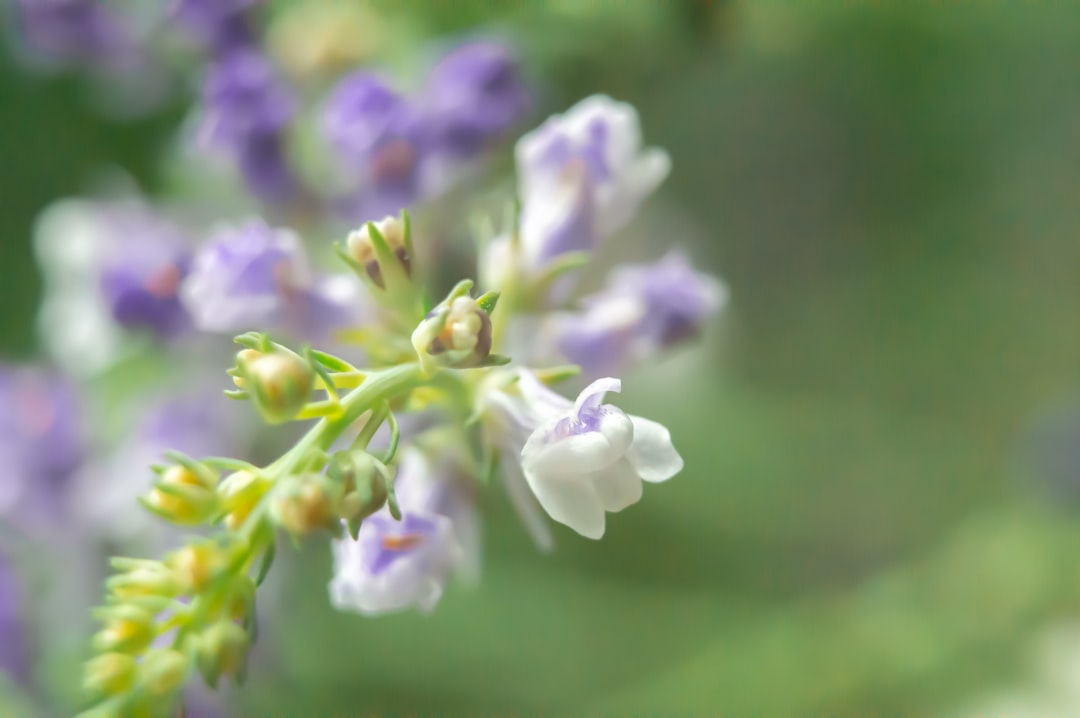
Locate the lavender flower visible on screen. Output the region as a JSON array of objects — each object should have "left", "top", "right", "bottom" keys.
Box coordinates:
[
  {"left": 0, "top": 365, "right": 84, "bottom": 524},
  {"left": 484, "top": 372, "right": 682, "bottom": 540},
  {"left": 329, "top": 449, "right": 470, "bottom": 615},
  {"left": 198, "top": 49, "right": 297, "bottom": 201},
  {"left": 171, "top": 0, "right": 259, "bottom": 54},
  {"left": 554, "top": 251, "right": 727, "bottom": 378},
  {"left": 16, "top": 0, "right": 139, "bottom": 67},
  {"left": 180, "top": 219, "right": 363, "bottom": 339},
  {"left": 515, "top": 95, "right": 671, "bottom": 265},
  {"left": 321, "top": 72, "right": 427, "bottom": 211},
  {"left": 425, "top": 40, "right": 530, "bottom": 156},
  {"left": 0, "top": 553, "right": 29, "bottom": 683}
]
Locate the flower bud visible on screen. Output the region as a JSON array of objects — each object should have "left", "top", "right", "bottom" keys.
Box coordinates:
[
  {"left": 345, "top": 216, "right": 410, "bottom": 290},
  {"left": 107, "top": 564, "right": 182, "bottom": 601},
  {"left": 329, "top": 451, "right": 389, "bottom": 522},
  {"left": 236, "top": 348, "right": 316, "bottom": 424},
  {"left": 217, "top": 469, "right": 269, "bottom": 531},
  {"left": 196, "top": 622, "right": 250, "bottom": 688},
  {"left": 139, "top": 649, "right": 188, "bottom": 697},
  {"left": 270, "top": 475, "right": 344, "bottom": 536},
  {"left": 419, "top": 296, "right": 493, "bottom": 368},
  {"left": 83, "top": 653, "right": 136, "bottom": 698},
  {"left": 92, "top": 605, "right": 156, "bottom": 654},
  {"left": 168, "top": 544, "right": 224, "bottom": 594},
  {"left": 142, "top": 464, "right": 219, "bottom": 526}
]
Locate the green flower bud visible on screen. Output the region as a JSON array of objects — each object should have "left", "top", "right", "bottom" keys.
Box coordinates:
[
  {"left": 92, "top": 605, "right": 156, "bottom": 654},
  {"left": 139, "top": 649, "right": 188, "bottom": 697},
  {"left": 237, "top": 349, "right": 316, "bottom": 424},
  {"left": 329, "top": 450, "right": 389, "bottom": 522},
  {"left": 141, "top": 464, "right": 219, "bottom": 526},
  {"left": 217, "top": 469, "right": 269, "bottom": 531},
  {"left": 107, "top": 564, "right": 182, "bottom": 602},
  {"left": 196, "top": 622, "right": 250, "bottom": 688},
  {"left": 83, "top": 653, "right": 136, "bottom": 698},
  {"left": 167, "top": 543, "right": 226, "bottom": 594},
  {"left": 270, "top": 474, "right": 344, "bottom": 536}
]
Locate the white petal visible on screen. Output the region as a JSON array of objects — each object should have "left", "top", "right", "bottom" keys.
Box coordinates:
[
  {"left": 525, "top": 472, "right": 606, "bottom": 539},
  {"left": 590, "top": 458, "right": 643, "bottom": 513},
  {"left": 573, "top": 376, "right": 622, "bottom": 414},
  {"left": 499, "top": 454, "right": 554, "bottom": 553},
  {"left": 522, "top": 408, "right": 632, "bottom": 476},
  {"left": 627, "top": 415, "right": 684, "bottom": 483}
]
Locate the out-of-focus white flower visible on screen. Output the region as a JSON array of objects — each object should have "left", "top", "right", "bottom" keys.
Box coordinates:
[{"left": 514, "top": 95, "right": 671, "bottom": 266}]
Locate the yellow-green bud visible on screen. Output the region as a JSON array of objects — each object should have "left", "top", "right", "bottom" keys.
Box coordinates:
[
  {"left": 217, "top": 469, "right": 268, "bottom": 531},
  {"left": 107, "top": 565, "right": 181, "bottom": 601},
  {"left": 139, "top": 649, "right": 188, "bottom": 697},
  {"left": 83, "top": 653, "right": 136, "bottom": 698},
  {"left": 346, "top": 216, "right": 410, "bottom": 290},
  {"left": 238, "top": 349, "right": 316, "bottom": 424},
  {"left": 197, "top": 622, "right": 250, "bottom": 687},
  {"left": 270, "top": 475, "right": 343, "bottom": 536},
  {"left": 142, "top": 465, "right": 219, "bottom": 526},
  {"left": 167, "top": 544, "right": 224, "bottom": 594},
  {"left": 92, "top": 605, "right": 156, "bottom": 654}
]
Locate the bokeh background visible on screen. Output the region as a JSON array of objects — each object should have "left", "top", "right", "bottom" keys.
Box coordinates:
[{"left": 5, "top": 0, "right": 1080, "bottom": 714}]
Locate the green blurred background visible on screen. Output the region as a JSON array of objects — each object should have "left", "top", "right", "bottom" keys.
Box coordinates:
[{"left": 6, "top": 0, "right": 1080, "bottom": 713}]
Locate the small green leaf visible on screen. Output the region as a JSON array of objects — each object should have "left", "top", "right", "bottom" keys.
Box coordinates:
[
  {"left": 476, "top": 290, "right": 501, "bottom": 314},
  {"left": 255, "top": 541, "right": 276, "bottom": 587}
]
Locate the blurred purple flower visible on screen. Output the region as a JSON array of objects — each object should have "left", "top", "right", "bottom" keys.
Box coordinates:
[
  {"left": 425, "top": 40, "right": 530, "bottom": 156},
  {"left": 94, "top": 208, "right": 194, "bottom": 338},
  {"left": 180, "top": 219, "right": 364, "bottom": 338},
  {"left": 0, "top": 365, "right": 84, "bottom": 523},
  {"left": 16, "top": 0, "right": 139, "bottom": 67},
  {"left": 329, "top": 449, "right": 471, "bottom": 615},
  {"left": 555, "top": 251, "right": 727, "bottom": 378},
  {"left": 321, "top": 72, "right": 427, "bottom": 198},
  {"left": 199, "top": 49, "right": 297, "bottom": 201},
  {"left": 171, "top": 0, "right": 260, "bottom": 54},
  {"left": 0, "top": 553, "right": 29, "bottom": 683}
]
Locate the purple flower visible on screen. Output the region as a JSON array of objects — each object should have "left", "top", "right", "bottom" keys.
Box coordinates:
[
  {"left": 171, "top": 0, "right": 260, "bottom": 54},
  {"left": 321, "top": 72, "right": 427, "bottom": 197},
  {"left": 0, "top": 553, "right": 29, "bottom": 683},
  {"left": 198, "top": 50, "right": 297, "bottom": 201},
  {"left": 425, "top": 40, "right": 530, "bottom": 156},
  {"left": 329, "top": 449, "right": 470, "bottom": 615},
  {"left": 554, "top": 251, "right": 727, "bottom": 378},
  {"left": 16, "top": 0, "right": 139, "bottom": 67},
  {"left": 180, "top": 219, "right": 364, "bottom": 338},
  {"left": 0, "top": 365, "right": 84, "bottom": 523},
  {"left": 93, "top": 207, "right": 194, "bottom": 338},
  {"left": 515, "top": 95, "right": 670, "bottom": 266}
]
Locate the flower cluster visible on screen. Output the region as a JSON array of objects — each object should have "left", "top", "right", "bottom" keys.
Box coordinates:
[
  {"left": 3, "top": 6, "right": 724, "bottom": 716},
  {"left": 66, "top": 92, "right": 723, "bottom": 716}
]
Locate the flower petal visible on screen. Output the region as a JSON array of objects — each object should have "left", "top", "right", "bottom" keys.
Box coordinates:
[
  {"left": 627, "top": 415, "right": 683, "bottom": 482},
  {"left": 499, "top": 454, "right": 554, "bottom": 553},
  {"left": 590, "top": 458, "right": 643, "bottom": 513},
  {"left": 524, "top": 472, "right": 606, "bottom": 539},
  {"left": 574, "top": 376, "right": 621, "bottom": 414},
  {"left": 522, "top": 408, "right": 632, "bottom": 476}
]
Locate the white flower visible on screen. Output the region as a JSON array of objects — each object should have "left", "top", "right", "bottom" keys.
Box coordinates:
[
  {"left": 483, "top": 371, "right": 683, "bottom": 542},
  {"left": 514, "top": 95, "right": 671, "bottom": 266}
]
